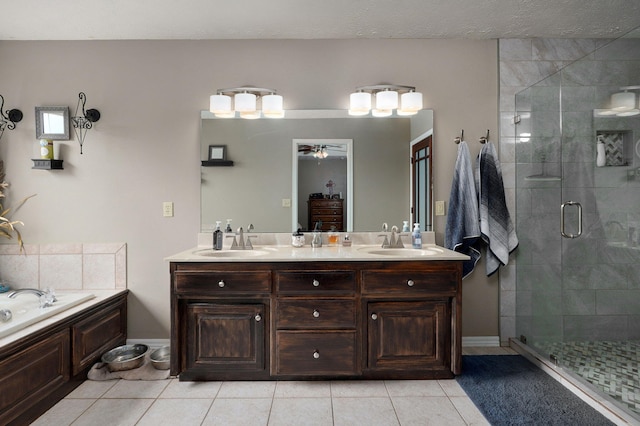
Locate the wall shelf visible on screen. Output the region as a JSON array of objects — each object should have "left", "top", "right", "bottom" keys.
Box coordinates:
[
  {"left": 201, "top": 160, "right": 234, "bottom": 167},
  {"left": 32, "top": 159, "right": 64, "bottom": 170}
]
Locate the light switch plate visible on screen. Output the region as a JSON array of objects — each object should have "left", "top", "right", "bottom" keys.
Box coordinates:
[
  {"left": 435, "top": 200, "right": 446, "bottom": 216},
  {"left": 163, "top": 201, "right": 174, "bottom": 217}
]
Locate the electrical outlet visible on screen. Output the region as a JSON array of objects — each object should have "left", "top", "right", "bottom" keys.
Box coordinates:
[
  {"left": 435, "top": 200, "right": 446, "bottom": 216},
  {"left": 282, "top": 198, "right": 291, "bottom": 208},
  {"left": 163, "top": 201, "right": 174, "bottom": 217}
]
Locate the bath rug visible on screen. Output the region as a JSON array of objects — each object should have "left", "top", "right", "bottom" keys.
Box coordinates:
[
  {"left": 88, "top": 352, "right": 170, "bottom": 381},
  {"left": 457, "top": 355, "right": 615, "bottom": 426}
]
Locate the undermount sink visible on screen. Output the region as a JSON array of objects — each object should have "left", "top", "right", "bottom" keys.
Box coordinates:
[
  {"left": 192, "top": 249, "right": 273, "bottom": 258},
  {"left": 357, "top": 247, "right": 444, "bottom": 257}
]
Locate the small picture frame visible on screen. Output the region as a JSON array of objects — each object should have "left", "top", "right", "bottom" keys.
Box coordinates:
[{"left": 208, "top": 145, "right": 227, "bottom": 161}]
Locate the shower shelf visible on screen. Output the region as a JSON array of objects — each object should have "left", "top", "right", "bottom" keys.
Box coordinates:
[{"left": 525, "top": 174, "right": 561, "bottom": 181}]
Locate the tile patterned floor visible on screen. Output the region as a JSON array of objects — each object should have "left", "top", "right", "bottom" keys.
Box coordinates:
[
  {"left": 536, "top": 340, "right": 640, "bottom": 417},
  {"left": 32, "top": 347, "right": 516, "bottom": 426}
]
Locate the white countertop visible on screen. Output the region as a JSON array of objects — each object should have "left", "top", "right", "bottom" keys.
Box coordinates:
[{"left": 166, "top": 232, "right": 469, "bottom": 263}]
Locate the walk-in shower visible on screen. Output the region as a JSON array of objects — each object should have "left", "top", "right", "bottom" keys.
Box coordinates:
[{"left": 514, "top": 26, "right": 640, "bottom": 420}]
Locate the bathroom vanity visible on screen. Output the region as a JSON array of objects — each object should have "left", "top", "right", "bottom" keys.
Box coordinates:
[{"left": 168, "top": 239, "right": 466, "bottom": 381}]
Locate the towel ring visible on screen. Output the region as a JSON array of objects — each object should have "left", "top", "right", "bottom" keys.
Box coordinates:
[
  {"left": 479, "top": 129, "right": 489, "bottom": 144},
  {"left": 454, "top": 129, "right": 464, "bottom": 144}
]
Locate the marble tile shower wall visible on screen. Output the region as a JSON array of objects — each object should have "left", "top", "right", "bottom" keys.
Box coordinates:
[
  {"left": 0, "top": 243, "right": 126, "bottom": 291},
  {"left": 499, "top": 37, "right": 640, "bottom": 344}
]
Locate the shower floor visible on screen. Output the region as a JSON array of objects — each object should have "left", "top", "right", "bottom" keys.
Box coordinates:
[{"left": 536, "top": 340, "right": 640, "bottom": 417}]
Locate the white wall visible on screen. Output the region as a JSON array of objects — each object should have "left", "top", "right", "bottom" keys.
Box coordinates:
[{"left": 0, "top": 39, "right": 499, "bottom": 339}]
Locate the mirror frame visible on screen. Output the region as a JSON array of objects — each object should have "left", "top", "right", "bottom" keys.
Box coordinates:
[
  {"left": 292, "top": 138, "right": 354, "bottom": 232},
  {"left": 35, "top": 106, "right": 70, "bottom": 140}
]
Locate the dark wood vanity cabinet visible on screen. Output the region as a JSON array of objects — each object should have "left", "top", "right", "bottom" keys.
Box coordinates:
[{"left": 170, "top": 260, "right": 462, "bottom": 381}]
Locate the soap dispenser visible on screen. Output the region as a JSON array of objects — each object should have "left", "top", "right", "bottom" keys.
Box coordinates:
[
  {"left": 225, "top": 219, "right": 233, "bottom": 233},
  {"left": 213, "top": 221, "right": 223, "bottom": 250},
  {"left": 412, "top": 223, "right": 422, "bottom": 249}
]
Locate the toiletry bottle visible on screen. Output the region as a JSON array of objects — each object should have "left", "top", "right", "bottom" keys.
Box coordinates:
[
  {"left": 596, "top": 136, "right": 606, "bottom": 167},
  {"left": 412, "top": 223, "right": 422, "bottom": 249},
  {"left": 225, "top": 219, "right": 233, "bottom": 233},
  {"left": 213, "top": 221, "right": 223, "bottom": 250},
  {"left": 292, "top": 229, "right": 305, "bottom": 247},
  {"left": 402, "top": 221, "right": 410, "bottom": 232},
  {"left": 328, "top": 226, "right": 339, "bottom": 245}
]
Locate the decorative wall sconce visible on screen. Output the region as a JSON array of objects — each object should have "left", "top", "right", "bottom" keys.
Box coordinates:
[
  {"left": 71, "top": 92, "right": 101, "bottom": 154},
  {"left": 595, "top": 85, "right": 640, "bottom": 117},
  {"left": 0, "top": 94, "right": 23, "bottom": 142},
  {"left": 349, "top": 84, "right": 423, "bottom": 117},
  {"left": 210, "top": 87, "right": 284, "bottom": 119}
]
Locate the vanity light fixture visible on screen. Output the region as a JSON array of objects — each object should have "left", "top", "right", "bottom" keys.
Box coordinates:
[
  {"left": 596, "top": 86, "right": 640, "bottom": 117},
  {"left": 71, "top": 92, "right": 101, "bottom": 154},
  {"left": 210, "top": 87, "right": 284, "bottom": 119},
  {"left": 348, "top": 85, "right": 422, "bottom": 117},
  {"left": 0, "top": 94, "right": 23, "bottom": 142}
]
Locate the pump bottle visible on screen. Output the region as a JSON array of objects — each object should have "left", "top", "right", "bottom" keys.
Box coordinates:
[
  {"left": 213, "top": 221, "right": 223, "bottom": 250},
  {"left": 412, "top": 223, "right": 422, "bottom": 249}
]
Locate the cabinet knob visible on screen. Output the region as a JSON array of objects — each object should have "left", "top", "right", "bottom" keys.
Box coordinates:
[
  {"left": 313, "top": 309, "right": 320, "bottom": 318},
  {"left": 371, "top": 313, "right": 378, "bottom": 320},
  {"left": 313, "top": 350, "right": 320, "bottom": 359},
  {"left": 407, "top": 279, "right": 415, "bottom": 287},
  {"left": 312, "top": 279, "right": 320, "bottom": 287},
  {"left": 218, "top": 280, "right": 225, "bottom": 288},
  {"left": 255, "top": 313, "right": 262, "bottom": 322}
]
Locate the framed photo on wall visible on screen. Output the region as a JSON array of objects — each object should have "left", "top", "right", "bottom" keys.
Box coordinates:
[{"left": 208, "top": 145, "right": 227, "bottom": 161}]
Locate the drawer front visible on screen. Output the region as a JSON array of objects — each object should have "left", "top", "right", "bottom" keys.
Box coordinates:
[
  {"left": 276, "top": 271, "right": 355, "bottom": 294},
  {"left": 310, "top": 200, "right": 342, "bottom": 209},
  {"left": 276, "top": 331, "right": 357, "bottom": 375},
  {"left": 277, "top": 299, "right": 356, "bottom": 329},
  {"left": 313, "top": 208, "right": 342, "bottom": 216},
  {"left": 362, "top": 269, "right": 457, "bottom": 295},
  {"left": 174, "top": 270, "right": 271, "bottom": 295}
]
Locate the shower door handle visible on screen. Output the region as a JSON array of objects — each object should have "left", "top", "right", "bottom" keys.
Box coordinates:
[{"left": 560, "top": 201, "right": 582, "bottom": 238}]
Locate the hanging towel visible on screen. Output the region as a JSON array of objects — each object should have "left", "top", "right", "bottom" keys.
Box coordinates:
[
  {"left": 475, "top": 142, "right": 518, "bottom": 276},
  {"left": 445, "top": 141, "right": 481, "bottom": 278}
]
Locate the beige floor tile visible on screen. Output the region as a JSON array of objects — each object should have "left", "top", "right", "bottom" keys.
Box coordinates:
[
  {"left": 202, "top": 397, "right": 272, "bottom": 426},
  {"left": 65, "top": 379, "right": 118, "bottom": 399},
  {"left": 136, "top": 398, "right": 213, "bottom": 426},
  {"left": 31, "top": 398, "right": 95, "bottom": 426},
  {"left": 159, "top": 378, "right": 222, "bottom": 398},
  {"left": 71, "top": 398, "right": 154, "bottom": 426},
  {"left": 438, "top": 379, "right": 468, "bottom": 397},
  {"left": 102, "top": 378, "right": 170, "bottom": 399},
  {"left": 331, "top": 380, "right": 388, "bottom": 397},
  {"left": 449, "top": 396, "right": 491, "bottom": 425},
  {"left": 384, "top": 380, "right": 447, "bottom": 397},
  {"left": 392, "top": 396, "right": 467, "bottom": 426},
  {"left": 216, "top": 381, "right": 277, "bottom": 398},
  {"left": 332, "top": 397, "right": 399, "bottom": 426},
  {"left": 268, "top": 397, "right": 333, "bottom": 426},
  {"left": 274, "top": 381, "right": 332, "bottom": 398}
]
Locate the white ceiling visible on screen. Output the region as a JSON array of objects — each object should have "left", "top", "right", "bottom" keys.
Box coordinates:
[{"left": 2, "top": 0, "right": 640, "bottom": 40}]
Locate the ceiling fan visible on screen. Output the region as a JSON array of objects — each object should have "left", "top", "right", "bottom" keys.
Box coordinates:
[{"left": 297, "top": 144, "right": 344, "bottom": 158}]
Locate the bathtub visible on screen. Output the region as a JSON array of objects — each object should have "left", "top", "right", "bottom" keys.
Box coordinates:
[{"left": 0, "top": 292, "right": 95, "bottom": 339}]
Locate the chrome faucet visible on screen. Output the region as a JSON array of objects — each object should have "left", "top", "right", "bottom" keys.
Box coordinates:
[
  {"left": 379, "top": 223, "right": 390, "bottom": 248},
  {"left": 379, "top": 223, "right": 406, "bottom": 248},
  {"left": 228, "top": 225, "right": 257, "bottom": 250},
  {"left": 7, "top": 288, "right": 57, "bottom": 308}
]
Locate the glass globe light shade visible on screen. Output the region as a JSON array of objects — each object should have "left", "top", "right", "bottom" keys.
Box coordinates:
[
  {"left": 372, "top": 109, "right": 392, "bottom": 117},
  {"left": 376, "top": 90, "right": 398, "bottom": 110},
  {"left": 210, "top": 94, "right": 231, "bottom": 114},
  {"left": 400, "top": 91, "right": 423, "bottom": 112},
  {"left": 262, "top": 94, "right": 284, "bottom": 118},
  {"left": 611, "top": 92, "right": 635, "bottom": 111},
  {"left": 234, "top": 92, "right": 257, "bottom": 112},
  {"left": 349, "top": 92, "right": 371, "bottom": 115}
]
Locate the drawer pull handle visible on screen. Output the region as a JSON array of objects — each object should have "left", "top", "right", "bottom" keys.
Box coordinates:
[
  {"left": 312, "top": 279, "right": 320, "bottom": 287},
  {"left": 313, "top": 350, "right": 320, "bottom": 359},
  {"left": 255, "top": 313, "right": 262, "bottom": 322},
  {"left": 313, "top": 309, "right": 320, "bottom": 318},
  {"left": 218, "top": 280, "right": 225, "bottom": 288},
  {"left": 371, "top": 313, "right": 378, "bottom": 320},
  {"left": 407, "top": 279, "right": 415, "bottom": 287}
]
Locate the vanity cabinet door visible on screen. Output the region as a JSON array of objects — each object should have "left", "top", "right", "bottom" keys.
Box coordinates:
[
  {"left": 183, "top": 302, "right": 268, "bottom": 380},
  {"left": 366, "top": 300, "right": 451, "bottom": 376}
]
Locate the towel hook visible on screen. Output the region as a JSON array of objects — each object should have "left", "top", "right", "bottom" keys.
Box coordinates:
[
  {"left": 479, "top": 129, "right": 489, "bottom": 144},
  {"left": 454, "top": 129, "right": 464, "bottom": 144}
]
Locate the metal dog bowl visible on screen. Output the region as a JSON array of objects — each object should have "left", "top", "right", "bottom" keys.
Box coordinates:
[
  {"left": 149, "top": 345, "right": 170, "bottom": 370},
  {"left": 101, "top": 344, "right": 149, "bottom": 372}
]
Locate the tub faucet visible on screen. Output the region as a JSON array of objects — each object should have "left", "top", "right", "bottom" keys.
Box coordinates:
[{"left": 7, "top": 288, "right": 57, "bottom": 307}]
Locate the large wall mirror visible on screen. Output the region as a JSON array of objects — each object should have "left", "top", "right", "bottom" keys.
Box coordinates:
[{"left": 200, "top": 109, "right": 433, "bottom": 233}]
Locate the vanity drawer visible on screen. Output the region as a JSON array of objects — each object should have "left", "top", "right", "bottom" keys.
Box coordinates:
[
  {"left": 276, "top": 271, "right": 355, "bottom": 294},
  {"left": 174, "top": 271, "right": 272, "bottom": 295},
  {"left": 277, "top": 299, "right": 356, "bottom": 329},
  {"left": 362, "top": 269, "right": 457, "bottom": 295},
  {"left": 275, "top": 331, "right": 357, "bottom": 375}
]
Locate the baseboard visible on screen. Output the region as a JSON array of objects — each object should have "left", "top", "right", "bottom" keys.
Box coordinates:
[
  {"left": 462, "top": 336, "right": 500, "bottom": 347},
  {"left": 127, "top": 338, "right": 170, "bottom": 349}
]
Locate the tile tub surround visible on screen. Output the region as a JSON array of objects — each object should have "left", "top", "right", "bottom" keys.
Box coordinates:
[{"left": 0, "top": 242, "right": 126, "bottom": 291}]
